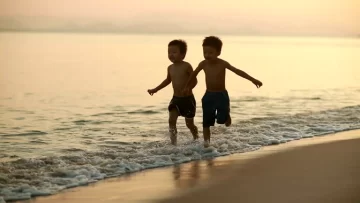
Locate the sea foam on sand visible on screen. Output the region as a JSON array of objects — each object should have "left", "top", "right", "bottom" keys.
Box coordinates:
[{"left": 0, "top": 105, "right": 360, "bottom": 202}]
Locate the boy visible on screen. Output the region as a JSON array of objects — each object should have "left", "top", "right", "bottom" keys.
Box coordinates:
[
  {"left": 183, "top": 36, "right": 263, "bottom": 148},
  {"left": 148, "top": 39, "right": 199, "bottom": 145}
]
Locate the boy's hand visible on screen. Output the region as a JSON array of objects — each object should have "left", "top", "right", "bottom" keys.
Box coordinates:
[
  {"left": 252, "top": 79, "right": 263, "bottom": 88},
  {"left": 147, "top": 89, "right": 157, "bottom": 96}
]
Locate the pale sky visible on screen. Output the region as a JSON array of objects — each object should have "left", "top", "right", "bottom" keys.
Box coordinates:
[{"left": 0, "top": 0, "right": 359, "bottom": 36}]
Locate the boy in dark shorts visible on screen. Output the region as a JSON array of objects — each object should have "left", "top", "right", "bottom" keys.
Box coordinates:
[
  {"left": 148, "top": 39, "right": 198, "bottom": 145},
  {"left": 184, "top": 36, "right": 263, "bottom": 147}
]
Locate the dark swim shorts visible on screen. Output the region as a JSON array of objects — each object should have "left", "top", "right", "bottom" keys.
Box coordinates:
[
  {"left": 201, "top": 91, "right": 230, "bottom": 127},
  {"left": 168, "top": 94, "right": 196, "bottom": 118}
]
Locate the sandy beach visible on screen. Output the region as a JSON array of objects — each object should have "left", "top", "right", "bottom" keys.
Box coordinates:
[
  {"left": 14, "top": 130, "right": 360, "bottom": 203},
  {"left": 160, "top": 130, "right": 360, "bottom": 203}
]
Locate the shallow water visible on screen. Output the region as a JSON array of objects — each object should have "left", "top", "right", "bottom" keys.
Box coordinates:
[{"left": 0, "top": 32, "right": 359, "bottom": 201}]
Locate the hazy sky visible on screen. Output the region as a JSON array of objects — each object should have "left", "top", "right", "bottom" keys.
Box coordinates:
[{"left": 0, "top": 0, "right": 359, "bottom": 36}]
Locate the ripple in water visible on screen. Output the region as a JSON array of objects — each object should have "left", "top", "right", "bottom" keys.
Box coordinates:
[{"left": 0, "top": 105, "right": 360, "bottom": 201}]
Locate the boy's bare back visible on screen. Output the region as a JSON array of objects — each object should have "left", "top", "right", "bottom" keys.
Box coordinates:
[{"left": 168, "top": 61, "right": 195, "bottom": 97}]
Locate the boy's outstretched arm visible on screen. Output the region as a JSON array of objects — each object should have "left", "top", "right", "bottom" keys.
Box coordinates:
[
  {"left": 148, "top": 68, "right": 171, "bottom": 96},
  {"left": 226, "top": 63, "right": 263, "bottom": 88}
]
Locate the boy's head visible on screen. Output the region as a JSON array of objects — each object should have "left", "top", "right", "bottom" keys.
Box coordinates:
[
  {"left": 168, "top": 39, "right": 187, "bottom": 63},
  {"left": 202, "top": 36, "right": 222, "bottom": 61}
]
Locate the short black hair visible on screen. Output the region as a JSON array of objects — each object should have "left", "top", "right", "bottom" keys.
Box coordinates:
[
  {"left": 168, "top": 39, "right": 187, "bottom": 55},
  {"left": 202, "top": 36, "right": 223, "bottom": 52}
]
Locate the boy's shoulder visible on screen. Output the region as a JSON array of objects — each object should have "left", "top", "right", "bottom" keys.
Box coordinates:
[
  {"left": 169, "top": 61, "right": 192, "bottom": 66},
  {"left": 181, "top": 61, "right": 192, "bottom": 67},
  {"left": 199, "top": 58, "right": 230, "bottom": 67},
  {"left": 218, "top": 58, "right": 230, "bottom": 66},
  {"left": 197, "top": 60, "right": 207, "bottom": 67},
  {"left": 173, "top": 61, "right": 193, "bottom": 67},
  {"left": 168, "top": 61, "right": 192, "bottom": 71}
]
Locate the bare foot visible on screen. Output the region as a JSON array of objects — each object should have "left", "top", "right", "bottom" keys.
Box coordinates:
[
  {"left": 225, "top": 115, "right": 232, "bottom": 127},
  {"left": 170, "top": 134, "right": 177, "bottom": 145},
  {"left": 203, "top": 140, "right": 210, "bottom": 148},
  {"left": 169, "top": 128, "right": 177, "bottom": 146},
  {"left": 191, "top": 126, "right": 199, "bottom": 140}
]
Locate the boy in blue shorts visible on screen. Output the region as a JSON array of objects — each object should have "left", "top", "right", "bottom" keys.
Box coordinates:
[{"left": 184, "top": 36, "right": 263, "bottom": 147}]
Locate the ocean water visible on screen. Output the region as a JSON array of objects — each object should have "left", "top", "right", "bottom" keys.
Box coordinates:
[{"left": 0, "top": 32, "right": 360, "bottom": 201}]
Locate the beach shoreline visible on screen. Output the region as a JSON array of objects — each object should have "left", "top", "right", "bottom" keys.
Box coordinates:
[
  {"left": 160, "top": 130, "right": 360, "bottom": 203},
  {"left": 9, "top": 129, "right": 360, "bottom": 203}
]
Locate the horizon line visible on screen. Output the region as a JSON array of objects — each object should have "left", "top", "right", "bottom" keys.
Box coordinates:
[{"left": 0, "top": 28, "right": 358, "bottom": 39}]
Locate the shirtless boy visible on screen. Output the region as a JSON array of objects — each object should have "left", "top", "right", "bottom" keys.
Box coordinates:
[
  {"left": 148, "top": 39, "right": 198, "bottom": 145},
  {"left": 184, "top": 36, "right": 263, "bottom": 147}
]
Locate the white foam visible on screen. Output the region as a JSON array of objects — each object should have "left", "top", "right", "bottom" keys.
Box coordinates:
[{"left": 0, "top": 105, "right": 360, "bottom": 201}]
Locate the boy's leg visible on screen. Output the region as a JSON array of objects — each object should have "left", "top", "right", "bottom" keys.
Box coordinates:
[
  {"left": 168, "top": 97, "right": 181, "bottom": 145},
  {"left": 202, "top": 92, "right": 216, "bottom": 148},
  {"left": 203, "top": 127, "right": 211, "bottom": 148},
  {"left": 216, "top": 91, "right": 231, "bottom": 127},
  {"left": 185, "top": 118, "right": 198, "bottom": 140},
  {"left": 183, "top": 95, "right": 198, "bottom": 140},
  {"left": 169, "top": 109, "right": 179, "bottom": 145},
  {"left": 217, "top": 108, "right": 231, "bottom": 127},
  {"left": 225, "top": 113, "right": 231, "bottom": 127}
]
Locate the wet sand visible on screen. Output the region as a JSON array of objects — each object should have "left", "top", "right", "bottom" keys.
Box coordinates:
[
  {"left": 160, "top": 131, "right": 360, "bottom": 203},
  {"left": 15, "top": 130, "right": 360, "bottom": 203}
]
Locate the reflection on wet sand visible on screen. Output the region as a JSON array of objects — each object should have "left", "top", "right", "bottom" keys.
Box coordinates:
[{"left": 172, "top": 160, "right": 212, "bottom": 189}]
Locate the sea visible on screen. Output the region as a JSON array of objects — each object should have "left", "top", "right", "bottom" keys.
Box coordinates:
[{"left": 0, "top": 32, "right": 359, "bottom": 202}]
